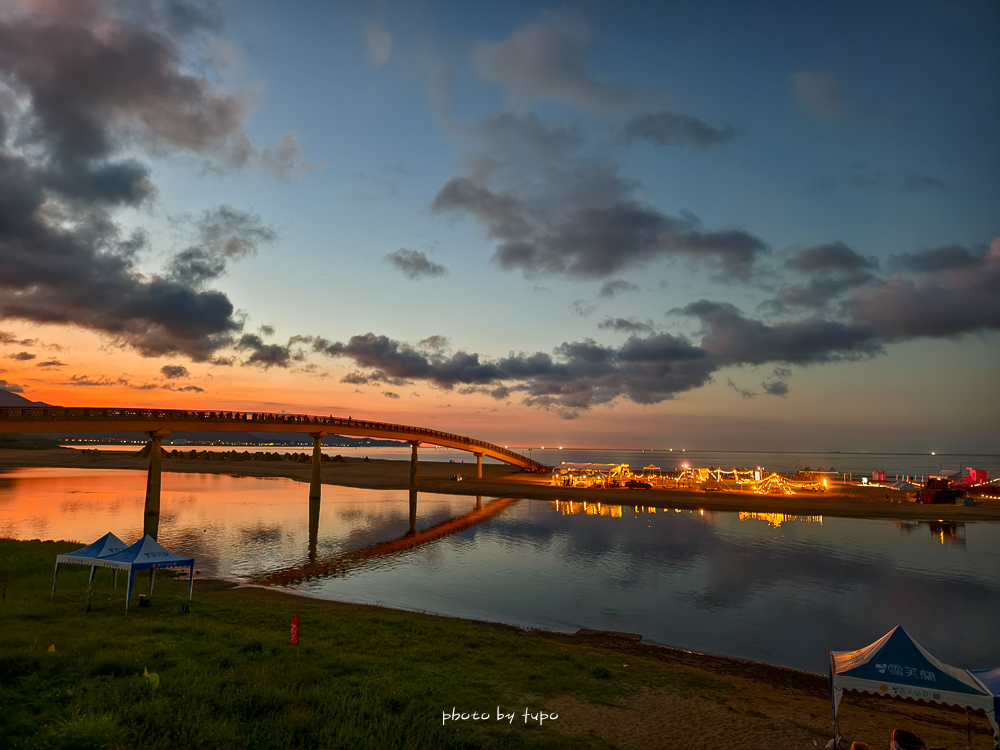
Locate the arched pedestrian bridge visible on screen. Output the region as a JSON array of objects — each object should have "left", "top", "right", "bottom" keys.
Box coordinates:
[
  {"left": 0, "top": 406, "right": 547, "bottom": 471},
  {"left": 1, "top": 405, "right": 547, "bottom": 540}
]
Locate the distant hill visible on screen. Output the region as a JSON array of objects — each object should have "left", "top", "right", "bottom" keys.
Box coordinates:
[{"left": 0, "top": 388, "right": 52, "bottom": 407}]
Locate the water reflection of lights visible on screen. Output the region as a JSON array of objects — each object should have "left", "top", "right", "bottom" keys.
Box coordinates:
[
  {"left": 738, "top": 512, "right": 824, "bottom": 528},
  {"left": 551, "top": 500, "right": 622, "bottom": 517}
]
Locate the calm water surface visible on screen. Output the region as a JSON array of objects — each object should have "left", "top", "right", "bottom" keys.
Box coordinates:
[{"left": 1, "top": 467, "right": 997, "bottom": 674}]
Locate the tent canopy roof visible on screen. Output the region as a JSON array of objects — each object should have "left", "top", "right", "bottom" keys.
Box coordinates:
[
  {"left": 833, "top": 626, "right": 989, "bottom": 697},
  {"left": 55, "top": 532, "right": 128, "bottom": 565},
  {"left": 99, "top": 535, "right": 194, "bottom": 572}
]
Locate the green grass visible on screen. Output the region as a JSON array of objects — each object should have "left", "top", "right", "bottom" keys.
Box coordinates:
[{"left": 0, "top": 539, "right": 733, "bottom": 749}]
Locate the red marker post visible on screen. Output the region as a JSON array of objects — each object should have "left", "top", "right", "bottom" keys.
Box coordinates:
[{"left": 290, "top": 615, "right": 299, "bottom": 645}]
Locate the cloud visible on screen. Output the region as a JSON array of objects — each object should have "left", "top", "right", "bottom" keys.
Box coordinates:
[
  {"left": 848, "top": 241, "right": 1000, "bottom": 340},
  {"left": 364, "top": 22, "right": 392, "bottom": 66},
  {"left": 0, "top": 2, "right": 299, "bottom": 362},
  {"left": 680, "top": 300, "right": 883, "bottom": 365},
  {"left": 625, "top": 111, "right": 736, "bottom": 149},
  {"left": 235, "top": 334, "right": 291, "bottom": 368},
  {"left": 893, "top": 244, "right": 985, "bottom": 273},
  {"left": 36, "top": 359, "right": 66, "bottom": 368},
  {"left": 793, "top": 71, "right": 845, "bottom": 121},
  {"left": 315, "top": 330, "right": 715, "bottom": 417},
  {"left": 0, "top": 379, "right": 24, "bottom": 392},
  {"left": 761, "top": 379, "right": 789, "bottom": 396},
  {"left": 9, "top": 351, "right": 35, "bottom": 361},
  {"left": 432, "top": 175, "right": 767, "bottom": 280},
  {"left": 597, "top": 317, "right": 654, "bottom": 333},
  {"left": 905, "top": 174, "right": 947, "bottom": 192},
  {"left": 383, "top": 391, "right": 400, "bottom": 399},
  {"left": 165, "top": 205, "right": 277, "bottom": 288},
  {"left": 472, "top": 12, "right": 633, "bottom": 112},
  {"left": 383, "top": 248, "right": 448, "bottom": 280},
  {"left": 769, "top": 241, "right": 879, "bottom": 309},
  {"left": 597, "top": 279, "right": 639, "bottom": 298},
  {"left": 61, "top": 372, "right": 203, "bottom": 392},
  {"left": 726, "top": 379, "right": 756, "bottom": 399},
  {"left": 160, "top": 364, "right": 190, "bottom": 379}
]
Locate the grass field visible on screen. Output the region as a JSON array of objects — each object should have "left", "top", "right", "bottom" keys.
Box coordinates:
[{"left": 0, "top": 539, "right": 735, "bottom": 750}]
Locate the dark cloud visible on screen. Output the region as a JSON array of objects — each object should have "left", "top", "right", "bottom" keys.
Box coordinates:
[
  {"left": 769, "top": 242, "right": 879, "bottom": 310},
  {"left": 0, "top": 2, "right": 296, "bottom": 362},
  {"left": 0, "top": 379, "right": 24, "bottom": 393},
  {"left": 905, "top": 174, "right": 947, "bottom": 192},
  {"left": 597, "top": 317, "right": 654, "bottom": 333},
  {"left": 433, "top": 177, "right": 767, "bottom": 280},
  {"left": 10, "top": 352, "right": 35, "bottom": 361},
  {"left": 339, "top": 369, "right": 408, "bottom": 387},
  {"left": 472, "top": 12, "right": 633, "bottom": 112},
  {"left": 36, "top": 360, "right": 67, "bottom": 368},
  {"left": 235, "top": 334, "right": 291, "bottom": 369},
  {"left": 160, "top": 364, "right": 190, "bottom": 379},
  {"left": 793, "top": 71, "right": 845, "bottom": 121},
  {"left": 785, "top": 242, "right": 878, "bottom": 274},
  {"left": 383, "top": 391, "right": 400, "bottom": 399},
  {"left": 848, "top": 241, "right": 1000, "bottom": 340},
  {"left": 761, "top": 379, "right": 789, "bottom": 396},
  {"left": 383, "top": 248, "right": 448, "bottom": 280},
  {"left": 62, "top": 372, "right": 202, "bottom": 392},
  {"left": 625, "top": 111, "right": 736, "bottom": 149},
  {"left": 597, "top": 279, "right": 639, "bottom": 298},
  {"left": 165, "top": 205, "right": 277, "bottom": 288},
  {"left": 726, "top": 379, "right": 756, "bottom": 399},
  {"left": 893, "top": 244, "right": 985, "bottom": 273},
  {"left": 681, "top": 300, "right": 883, "bottom": 366},
  {"left": 317, "top": 330, "right": 714, "bottom": 417}
]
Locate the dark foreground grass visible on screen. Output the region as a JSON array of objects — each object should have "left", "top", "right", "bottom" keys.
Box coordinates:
[{"left": 0, "top": 539, "right": 735, "bottom": 750}]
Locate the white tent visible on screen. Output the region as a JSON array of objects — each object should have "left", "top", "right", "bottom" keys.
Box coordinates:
[
  {"left": 829, "top": 626, "right": 998, "bottom": 744},
  {"left": 52, "top": 532, "right": 128, "bottom": 596},
  {"left": 96, "top": 535, "right": 195, "bottom": 613}
]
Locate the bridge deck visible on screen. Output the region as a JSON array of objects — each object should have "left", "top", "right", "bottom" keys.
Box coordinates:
[{"left": 0, "top": 407, "right": 547, "bottom": 471}]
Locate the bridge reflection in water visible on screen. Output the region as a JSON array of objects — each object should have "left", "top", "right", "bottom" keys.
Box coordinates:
[{"left": 272, "top": 493, "right": 517, "bottom": 587}]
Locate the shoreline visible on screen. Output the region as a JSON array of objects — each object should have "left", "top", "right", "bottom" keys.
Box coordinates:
[{"left": 3, "top": 446, "right": 999, "bottom": 521}]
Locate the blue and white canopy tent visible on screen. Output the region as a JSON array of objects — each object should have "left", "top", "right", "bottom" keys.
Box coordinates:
[
  {"left": 96, "top": 535, "right": 195, "bottom": 613},
  {"left": 830, "top": 627, "right": 999, "bottom": 744},
  {"left": 52, "top": 532, "right": 129, "bottom": 596}
]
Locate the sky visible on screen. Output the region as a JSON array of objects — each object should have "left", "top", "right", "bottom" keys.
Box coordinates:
[{"left": 0, "top": 0, "right": 998, "bottom": 453}]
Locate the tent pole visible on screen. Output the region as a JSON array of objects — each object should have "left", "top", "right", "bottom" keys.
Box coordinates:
[
  {"left": 149, "top": 568, "right": 155, "bottom": 596},
  {"left": 188, "top": 563, "right": 194, "bottom": 601},
  {"left": 88, "top": 565, "right": 97, "bottom": 591},
  {"left": 51, "top": 561, "right": 59, "bottom": 599}
]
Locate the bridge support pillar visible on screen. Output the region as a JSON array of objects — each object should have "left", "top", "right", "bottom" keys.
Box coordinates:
[
  {"left": 309, "top": 432, "right": 327, "bottom": 501},
  {"left": 408, "top": 488, "right": 417, "bottom": 535},
  {"left": 143, "top": 429, "right": 169, "bottom": 540},
  {"left": 308, "top": 495, "right": 320, "bottom": 563},
  {"left": 409, "top": 441, "right": 419, "bottom": 488},
  {"left": 476, "top": 496, "right": 482, "bottom": 510},
  {"left": 474, "top": 453, "right": 483, "bottom": 479}
]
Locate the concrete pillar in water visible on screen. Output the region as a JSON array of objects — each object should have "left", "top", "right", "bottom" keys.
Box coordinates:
[
  {"left": 409, "top": 441, "right": 419, "bottom": 487},
  {"left": 309, "top": 432, "right": 327, "bottom": 501},
  {"left": 476, "top": 496, "right": 482, "bottom": 510},
  {"left": 308, "top": 495, "right": 320, "bottom": 563},
  {"left": 408, "top": 488, "right": 417, "bottom": 535},
  {"left": 474, "top": 452, "right": 483, "bottom": 479},
  {"left": 143, "top": 430, "right": 169, "bottom": 540}
]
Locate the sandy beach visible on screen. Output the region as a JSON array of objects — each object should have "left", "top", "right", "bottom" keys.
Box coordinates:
[{"left": 2, "top": 446, "right": 998, "bottom": 521}]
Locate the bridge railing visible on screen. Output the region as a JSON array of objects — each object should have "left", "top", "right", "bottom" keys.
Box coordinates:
[{"left": 0, "top": 406, "right": 546, "bottom": 468}]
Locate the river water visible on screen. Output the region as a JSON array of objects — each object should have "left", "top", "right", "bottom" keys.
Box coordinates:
[{"left": 1, "top": 467, "right": 997, "bottom": 674}]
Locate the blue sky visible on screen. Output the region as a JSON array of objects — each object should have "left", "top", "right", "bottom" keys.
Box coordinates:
[{"left": 0, "top": 0, "right": 997, "bottom": 451}]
